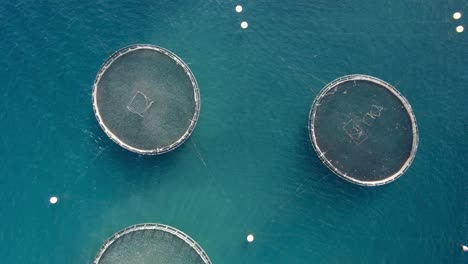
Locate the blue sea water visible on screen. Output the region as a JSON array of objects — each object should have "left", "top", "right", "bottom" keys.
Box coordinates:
[{"left": 0, "top": 0, "right": 467, "bottom": 263}]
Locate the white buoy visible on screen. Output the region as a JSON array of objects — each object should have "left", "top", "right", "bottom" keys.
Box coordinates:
[
  {"left": 241, "top": 21, "right": 248, "bottom": 29},
  {"left": 49, "top": 196, "right": 58, "bottom": 204},
  {"left": 462, "top": 245, "right": 468, "bottom": 252},
  {"left": 453, "top": 12, "right": 462, "bottom": 20},
  {"left": 246, "top": 234, "right": 254, "bottom": 243},
  {"left": 235, "top": 5, "right": 243, "bottom": 13},
  {"left": 456, "top": 25, "right": 464, "bottom": 33}
]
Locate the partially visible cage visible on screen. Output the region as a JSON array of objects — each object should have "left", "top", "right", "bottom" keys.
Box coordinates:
[{"left": 93, "top": 223, "right": 211, "bottom": 264}]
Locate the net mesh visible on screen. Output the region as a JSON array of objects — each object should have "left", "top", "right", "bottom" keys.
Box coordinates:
[
  {"left": 309, "top": 75, "right": 418, "bottom": 186},
  {"left": 93, "top": 224, "right": 211, "bottom": 264},
  {"left": 93, "top": 45, "right": 200, "bottom": 154}
]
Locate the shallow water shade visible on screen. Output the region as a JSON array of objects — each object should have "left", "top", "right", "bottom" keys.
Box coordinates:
[
  {"left": 93, "top": 45, "right": 200, "bottom": 155},
  {"left": 309, "top": 75, "right": 418, "bottom": 186},
  {"left": 94, "top": 224, "right": 211, "bottom": 264}
]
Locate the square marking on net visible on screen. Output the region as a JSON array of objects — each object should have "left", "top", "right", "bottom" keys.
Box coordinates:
[
  {"left": 127, "top": 91, "right": 154, "bottom": 117},
  {"left": 343, "top": 119, "right": 368, "bottom": 144}
]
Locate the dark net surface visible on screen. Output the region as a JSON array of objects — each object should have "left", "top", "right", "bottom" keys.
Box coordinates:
[{"left": 310, "top": 76, "right": 417, "bottom": 185}]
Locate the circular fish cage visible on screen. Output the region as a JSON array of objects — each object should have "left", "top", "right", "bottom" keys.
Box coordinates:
[
  {"left": 93, "top": 223, "right": 212, "bottom": 264},
  {"left": 308, "top": 75, "right": 418, "bottom": 186},
  {"left": 92, "top": 44, "right": 200, "bottom": 155}
]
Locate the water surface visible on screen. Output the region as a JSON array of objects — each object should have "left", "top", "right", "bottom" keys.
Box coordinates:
[{"left": 0, "top": 0, "right": 467, "bottom": 263}]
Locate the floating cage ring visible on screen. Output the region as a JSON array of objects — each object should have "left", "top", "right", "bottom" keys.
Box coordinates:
[
  {"left": 93, "top": 223, "right": 212, "bottom": 264},
  {"left": 92, "top": 44, "right": 200, "bottom": 155},
  {"left": 308, "top": 74, "right": 419, "bottom": 186}
]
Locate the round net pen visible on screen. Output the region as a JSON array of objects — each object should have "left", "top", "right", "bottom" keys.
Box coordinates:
[
  {"left": 308, "top": 74, "right": 418, "bottom": 186},
  {"left": 93, "top": 223, "right": 212, "bottom": 264},
  {"left": 92, "top": 44, "right": 200, "bottom": 155}
]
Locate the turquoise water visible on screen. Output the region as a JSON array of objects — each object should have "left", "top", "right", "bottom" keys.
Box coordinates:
[{"left": 0, "top": 0, "right": 467, "bottom": 263}]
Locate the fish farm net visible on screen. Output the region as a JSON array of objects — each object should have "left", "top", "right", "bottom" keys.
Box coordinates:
[
  {"left": 92, "top": 44, "right": 200, "bottom": 155},
  {"left": 308, "top": 75, "right": 418, "bottom": 186},
  {"left": 93, "top": 223, "right": 211, "bottom": 264}
]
